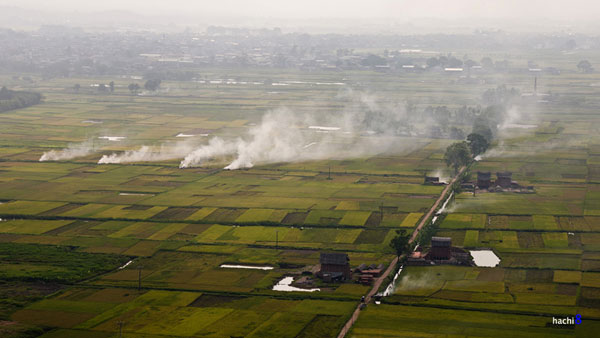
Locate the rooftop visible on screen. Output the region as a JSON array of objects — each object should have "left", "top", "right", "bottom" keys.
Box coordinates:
[{"left": 320, "top": 253, "right": 349, "bottom": 266}]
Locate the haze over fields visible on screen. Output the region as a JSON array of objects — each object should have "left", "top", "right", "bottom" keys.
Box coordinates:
[
  {"left": 1, "top": 1, "right": 600, "bottom": 338},
  {"left": 1, "top": 0, "right": 600, "bottom": 33}
]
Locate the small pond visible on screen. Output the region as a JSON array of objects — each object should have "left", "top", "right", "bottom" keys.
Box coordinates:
[
  {"left": 272, "top": 276, "right": 320, "bottom": 292},
  {"left": 470, "top": 250, "right": 501, "bottom": 267},
  {"left": 219, "top": 264, "right": 273, "bottom": 271}
]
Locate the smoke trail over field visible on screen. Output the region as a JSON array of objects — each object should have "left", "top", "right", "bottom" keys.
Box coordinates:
[
  {"left": 39, "top": 141, "right": 95, "bottom": 161},
  {"left": 181, "top": 109, "right": 318, "bottom": 169},
  {"left": 98, "top": 141, "right": 197, "bottom": 164},
  {"left": 96, "top": 91, "right": 427, "bottom": 169},
  {"left": 180, "top": 102, "right": 410, "bottom": 169}
]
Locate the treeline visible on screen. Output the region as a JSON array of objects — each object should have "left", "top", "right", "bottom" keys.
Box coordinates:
[
  {"left": 442, "top": 85, "right": 522, "bottom": 172},
  {"left": 0, "top": 86, "right": 42, "bottom": 113}
]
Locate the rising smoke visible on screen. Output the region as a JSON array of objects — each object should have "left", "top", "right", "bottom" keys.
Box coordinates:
[
  {"left": 179, "top": 93, "right": 412, "bottom": 169},
  {"left": 39, "top": 140, "right": 95, "bottom": 161},
  {"left": 38, "top": 91, "right": 418, "bottom": 168},
  {"left": 44, "top": 88, "right": 532, "bottom": 168},
  {"left": 98, "top": 140, "right": 198, "bottom": 164}
]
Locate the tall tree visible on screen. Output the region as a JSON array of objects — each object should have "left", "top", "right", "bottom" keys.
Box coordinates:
[
  {"left": 144, "top": 79, "right": 161, "bottom": 91},
  {"left": 445, "top": 141, "right": 471, "bottom": 173},
  {"left": 472, "top": 118, "right": 494, "bottom": 142},
  {"left": 128, "top": 83, "right": 140, "bottom": 95},
  {"left": 109, "top": 81, "right": 115, "bottom": 93},
  {"left": 480, "top": 57, "right": 493, "bottom": 69},
  {"left": 389, "top": 229, "right": 410, "bottom": 260},
  {"left": 577, "top": 60, "right": 593, "bottom": 73},
  {"left": 467, "top": 133, "right": 489, "bottom": 156}
]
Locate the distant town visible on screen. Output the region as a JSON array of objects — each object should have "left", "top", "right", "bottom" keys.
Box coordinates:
[{"left": 0, "top": 25, "right": 595, "bottom": 79}]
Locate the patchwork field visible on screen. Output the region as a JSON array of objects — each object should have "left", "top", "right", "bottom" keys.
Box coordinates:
[
  {"left": 350, "top": 66, "right": 600, "bottom": 337},
  {"left": 3, "top": 49, "right": 600, "bottom": 337},
  {"left": 0, "top": 68, "right": 461, "bottom": 338}
]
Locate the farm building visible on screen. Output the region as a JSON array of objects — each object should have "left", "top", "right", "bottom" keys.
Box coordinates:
[
  {"left": 477, "top": 171, "right": 492, "bottom": 189},
  {"left": 318, "top": 252, "right": 352, "bottom": 282},
  {"left": 496, "top": 172, "right": 512, "bottom": 188},
  {"left": 424, "top": 176, "right": 445, "bottom": 186},
  {"left": 355, "top": 263, "right": 385, "bottom": 285},
  {"left": 407, "top": 237, "right": 472, "bottom": 266},
  {"left": 467, "top": 171, "right": 533, "bottom": 193},
  {"left": 424, "top": 176, "right": 439, "bottom": 184},
  {"left": 429, "top": 237, "right": 452, "bottom": 260}
]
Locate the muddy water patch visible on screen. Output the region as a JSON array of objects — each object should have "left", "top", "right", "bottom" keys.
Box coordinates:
[
  {"left": 98, "top": 136, "right": 126, "bottom": 141},
  {"left": 219, "top": 264, "right": 273, "bottom": 270},
  {"left": 272, "top": 276, "right": 320, "bottom": 292},
  {"left": 470, "top": 250, "right": 501, "bottom": 267}
]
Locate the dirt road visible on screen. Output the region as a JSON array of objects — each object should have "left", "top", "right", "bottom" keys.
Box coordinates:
[{"left": 336, "top": 167, "right": 465, "bottom": 338}]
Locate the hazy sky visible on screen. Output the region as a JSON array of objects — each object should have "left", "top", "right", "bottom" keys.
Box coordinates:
[{"left": 3, "top": 0, "right": 599, "bottom": 21}]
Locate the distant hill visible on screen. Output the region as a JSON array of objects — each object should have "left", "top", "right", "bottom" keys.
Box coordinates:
[{"left": 0, "top": 86, "right": 42, "bottom": 113}]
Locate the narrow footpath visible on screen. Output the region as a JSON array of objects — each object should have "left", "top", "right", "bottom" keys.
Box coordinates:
[{"left": 336, "top": 166, "right": 466, "bottom": 338}]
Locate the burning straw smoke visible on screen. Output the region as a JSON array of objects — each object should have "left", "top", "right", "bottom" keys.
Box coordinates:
[
  {"left": 181, "top": 109, "right": 316, "bottom": 169},
  {"left": 39, "top": 141, "right": 95, "bottom": 161},
  {"left": 180, "top": 103, "right": 409, "bottom": 169},
  {"left": 91, "top": 92, "right": 417, "bottom": 169},
  {"left": 98, "top": 141, "right": 197, "bottom": 164}
]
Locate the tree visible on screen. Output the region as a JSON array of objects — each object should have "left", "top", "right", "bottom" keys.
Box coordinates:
[
  {"left": 426, "top": 57, "right": 440, "bottom": 68},
  {"left": 0, "top": 88, "right": 42, "bottom": 113},
  {"left": 467, "top": 133, "right": 489, "bottom": 156},
  {"left": 128, "top": 83, "right": 140, "bottom": 95},
  {"left": 447, "top": 57, "right": 463, "bottom": 68},
  {"left": 144, "top": 79, "right": 161, "bottom": 91},
  {"left": 464, "top": 59, "right": 478, "bottom": 69},
  {"left": 564, "top": 39, "right": 576, "bottom": 50},
  {"left": 449, "top": 127, "right": 465, "bottom": 140},
  {"left": 73, "top": 84, "right": 80, "bottom": 93},
  {"left": 445, "top": 141, "right": 471, "bottom": 173},
  {"left": 361, "top": 54, "right": 387, "bottom": 67},
  {"left": 577, "top": 60, "right": 593, "bottom": 73},
  {"left": 389, "top": 229, "right": 410, "bottom": 260},
  {"left": 472, "top": 119, "right": 494, "bottom": 142},
  {"left": 481, "top": 57, "right": 494, "bottom": 69},
  {"left": 98, "top": 84, "right": 108, "bottom": 92},
  {"left": 109, "top": 81, "right": 115, "bottom": 93},
  {"left": 0, "top": 86, "right": 10, "bottom": 99}
]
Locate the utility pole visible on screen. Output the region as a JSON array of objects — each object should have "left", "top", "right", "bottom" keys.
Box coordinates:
[
  {"left": 117, "top": 321, "right": 124, "bottom": 338},
  {"left": 137, "top": 265, "right": 143, "bottom": 291},
  {"left": 327, "top": 165, "right": 332, "bottom": 180}
]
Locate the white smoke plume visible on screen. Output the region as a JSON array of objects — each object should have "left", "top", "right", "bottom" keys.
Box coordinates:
[
  {"left": 98, "top": 141, "right": 197, "bottom": 164},
  {"left": 427, "top": 169, "right": 451, "bottom": 183},
  {"left": 179, "top": 104, "right": 411, "bottom": 169},
  {"left": 181, "top": 108, "right": 323, "bottom": 169},
  {"left": 100, "top": 92, "right": 418, "bottom": 169},
  {"left": 39, "top": 141, "right": 95, "bottom": 161}
]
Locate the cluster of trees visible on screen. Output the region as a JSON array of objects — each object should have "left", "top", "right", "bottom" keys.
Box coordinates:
[
  {"left": 144, "top": 79, "right": 161, "bottom": 91},
  {"left": 0, "top": 86, "right": 42, "bottom": 113},
  {"left": 442, "top": 84, "right": 522, "bottom": 171},
  {"left": 71, "top": 79, "right": 161, "bottom": 95},
  {"left": 481, "top": 85, "right": 520, "bottom": 106},
  {"left": 389, "top": 229, "right": 411, "bottom": 260},
  {"left": 426, "top": 55, "right": 465, "bottom": 69},
  {"left": 577, "top": 60, "right": 594, "bottom": 73},
  {"left": 128, "top": 79, "right": 161, "bottom": 94},
  {"left": 97, "top": 81, "right": 115, "bottom": 93},
  {"left": 444, "top": 131, "right": 491, "bottom": 173}
]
